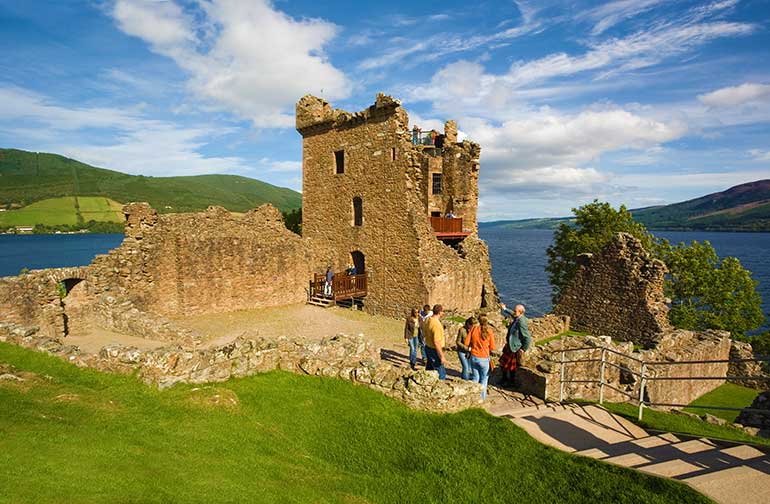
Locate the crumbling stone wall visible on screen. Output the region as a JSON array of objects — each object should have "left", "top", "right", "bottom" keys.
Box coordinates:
[
  {"left": 517, "top": 330, "right": 730, "bottom": 406},
  {"left": 0, "top": 322, "right": 483, "bottom": 413},
  {"left": 297, "top": 94, "right": 496, "bottom": 317},
  {"left": 529, "top": 314, "right": 570, "bottom": 342},
  {"left": 554, "top": 233, "right": 670, "bottom": 347},
  {"left": 88, "top": 203, "right": 312, "bottom": 317},
  {"left": 728, "top": 340, "right": 769, "bottom": 389}
]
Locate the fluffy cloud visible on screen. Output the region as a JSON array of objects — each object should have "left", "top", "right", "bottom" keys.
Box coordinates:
[
  {"left": 698, "top": 82, "right": 770, "bottom": 107},
  {"left": 111, "top": 0, "right": 351, "bottom": 128},
  {"left": 0, "top": 85, "right": 249, "bottom": 177},
  {"left": 466, "top": 106, "right": 686, "bottom": 202}
]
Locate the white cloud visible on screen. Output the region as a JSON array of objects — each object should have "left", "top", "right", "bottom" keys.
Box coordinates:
[
  {"left": 582, "top": 0, "right": 668, "bottom": 36},
  {"left": 464, "top": 105, "right": 686, "bottom": 202},
  {"left": 698, "top": 82, "right": 770, "bottom": 107},
  {"left": 748, "top": 149, "right": 770, "bottom": 162},
  {"left": 110, "top": 0, "right": 351, "bottom": 128},
  {"left": 0, "top": 86, "right": 248, "bottom": 177}
]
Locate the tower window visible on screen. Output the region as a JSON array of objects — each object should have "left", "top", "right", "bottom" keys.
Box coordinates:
[
  {"left": 391, "top": 147, "right": 396, "bottom": 161},
  {"left": 335, "top": 150, "right": 345, "bottom": 174},
  {"left": 353, "top": 196, "right": 363, "bottom": 226},
  {"left": 431, "top": 173, "right": 443, "bottom": 195}
]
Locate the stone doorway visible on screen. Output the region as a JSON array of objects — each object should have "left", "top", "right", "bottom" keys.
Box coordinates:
[{"left": 351, "top": 251, "right": 365, "bottom": 273}]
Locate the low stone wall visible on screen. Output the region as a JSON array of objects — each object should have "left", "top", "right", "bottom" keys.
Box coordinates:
[
  {"left": 728, "top": 340, "right": 769, "bottom": 389},
  {"left": 517, "top": 330, "right": 731, "bottom": 407},
  {"left": 529, "top": 314, "right": 570, "bottom": 342},
  {"left": 0, "top": 322, "right": 483, "bottom": 413},
  {"left": 735, "top": 391, "right": 770, "bottom": 435}
]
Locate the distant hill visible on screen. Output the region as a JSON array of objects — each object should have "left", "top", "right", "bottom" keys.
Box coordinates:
[
  {"left": 0, "top": 148, "right": 302, "bottom": 214},
  {"left": 481, "top": 180, "right": 770, "bottom": 232},
  {"left": 632, "top": 180, "right": 770, "bottom": 231}
]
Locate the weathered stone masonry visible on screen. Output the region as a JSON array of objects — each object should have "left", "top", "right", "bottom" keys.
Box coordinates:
[{"left": 297, "top": 94, "right": 497, "bottom": 317}]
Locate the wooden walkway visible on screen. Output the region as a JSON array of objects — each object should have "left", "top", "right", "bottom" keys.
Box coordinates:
[{"left": 308, "top": 272, "right": 368, "bottom": 308}]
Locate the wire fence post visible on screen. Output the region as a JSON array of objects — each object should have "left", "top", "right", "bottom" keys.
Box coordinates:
[
  {"left": 599, "top": 348, "right": 607, "bottom": 405},
  {"left": 559, "top": 350, "right": 566, "bottom": 402},
  {"left": 638, "top": 362, "right": 647, "bottom": 421}
]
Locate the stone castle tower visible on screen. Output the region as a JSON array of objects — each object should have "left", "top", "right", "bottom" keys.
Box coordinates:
[{"left": 297, "top": 93, "right": 496, "bottom": 317}]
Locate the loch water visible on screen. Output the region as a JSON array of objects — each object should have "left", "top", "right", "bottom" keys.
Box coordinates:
[{"left": 1, "top": 230, "right": 768, "bottom": 328}]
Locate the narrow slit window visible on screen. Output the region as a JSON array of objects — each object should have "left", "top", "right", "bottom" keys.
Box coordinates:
[
  {"left": 431, "top": 173, "right": 443, "bottom": 195},
  {"left": 335, "top": 150, "right": 345, "bottom": 174},
  {"left": 353, "top": 196, "right": 363, "bottom": 226},
  {"left": 391, "top": 147, "right": 396, "bottom": 161}
]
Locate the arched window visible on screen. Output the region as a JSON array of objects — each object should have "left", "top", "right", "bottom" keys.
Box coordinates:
[{"left": 353, "top": 197, "right": 363, "bottom": 226}]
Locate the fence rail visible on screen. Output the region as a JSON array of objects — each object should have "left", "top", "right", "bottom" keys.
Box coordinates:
[
  {"left": 553, "top": 345, "right": 770, "bottom": 421},
  {"left": 309, "top": 272, "right": 368, "bottom": 301}
]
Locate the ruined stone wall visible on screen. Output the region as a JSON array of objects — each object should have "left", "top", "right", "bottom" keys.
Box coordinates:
[
  {"left": 517, "top": 330, "right": 730, "bottom": 406},
  {"left": 529, "top": 314, "right": 570, "bottom": 342},
  {"left": 554, "top": 233, "right": 671, "bottom": 347},
  {"left": 0, "top": 322, "right": 483, "bottom": 413},
  {"left": 298, "top": 94, "right": 495, "bottom": 317},
  {"left": 0, "top": 267, "right": 94, "bottom": 338},
  {"left": 89, "top": 203, "right": 312, "bottom": 317}
]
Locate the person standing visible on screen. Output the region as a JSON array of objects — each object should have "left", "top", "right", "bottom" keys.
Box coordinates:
[
  {"left": 424, "top": 304, "right": 447, "bottom": 380},
  {"left": 418, "top": 304, "right": 431, "bottom": 368},
  {"left": 464, "top": 314, "right": 496, "bottom": 400},
  {"left": 499, "top": 303, "right": 531, "bottom": 387},
  {"left": 455, "top": 317, "right": 475, "bottom": 380},
  {"left": 404, "top": 308, "right": 419, "bottom": 370},
  {"left": 324, "top": 266, "right": 334, "bottom": 297},
  {"left": 412, "top": 125, "right": 419, "bottom": 145}
]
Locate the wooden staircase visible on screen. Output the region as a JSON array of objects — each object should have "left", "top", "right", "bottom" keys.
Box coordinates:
[{"left": 308, "top": 294, "right": 335, "bottom": 308}]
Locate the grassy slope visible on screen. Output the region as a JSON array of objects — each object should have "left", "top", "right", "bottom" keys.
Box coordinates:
[
  {"left": 0, "top": 196, "right": 123, "bottom": 227},
  {"left": 684, "top": 383, "right": 761, "bottom": 423},
  {"left": 0, "top": 148, "right": 302, "bottom": 213},
  {"left": 604, "top": 402, "right": 769, "bottom": 447},
  {"left": 0, "top": 342, "right": 711, "bottom": 504}
]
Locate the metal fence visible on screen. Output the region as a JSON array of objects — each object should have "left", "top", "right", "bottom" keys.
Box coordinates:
[{"left": 555, "top": 345, "right": 770, "bottom": 421}]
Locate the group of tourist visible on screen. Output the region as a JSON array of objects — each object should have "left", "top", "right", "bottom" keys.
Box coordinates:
[
  {"left": 411, "top": 125, "right": 445, "bottom": 149},
  {"left": 403, "top": 302, "right": 532, "bottom": 400}
]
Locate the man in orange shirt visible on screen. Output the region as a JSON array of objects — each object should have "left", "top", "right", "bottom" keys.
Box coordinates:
[{"left": 424, "top": 304, "right": 446, "bottom": 380}]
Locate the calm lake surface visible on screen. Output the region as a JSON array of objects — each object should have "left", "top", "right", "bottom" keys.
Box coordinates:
[{"left": 1, "top": 230, "right": 768, "bottom": 327}]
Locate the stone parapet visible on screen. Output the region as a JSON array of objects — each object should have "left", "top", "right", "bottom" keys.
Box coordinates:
[{"left": 727, "top": 340, "right": 769, "bottom": 389}]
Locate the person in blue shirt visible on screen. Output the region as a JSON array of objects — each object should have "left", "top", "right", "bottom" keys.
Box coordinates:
[
  {"left": 324, "top": 266, "right": 334, "bottom": 297},
  {"left": 499, "top": 302, "right": 532, "bottom": 387}
]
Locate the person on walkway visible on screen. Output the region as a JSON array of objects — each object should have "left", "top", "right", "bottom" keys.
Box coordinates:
[
  {"left": 424, "top": 304, "right": 447, "bottom": 380},
  {"left": 418, "top": 304, "right": 431, "bottom": 368},
  {"left": 455, "top": 316, "right": 475, "bottom": 380},
  {"left": 412, "top": 125, "right": 419, "bottom": 145},
  {"left": 404, "top": 308, "right": 419, "bottom": 370},
  {"left": 324, "top": 266, "right": 334, "bottom": 297},
  {"left": 430, "top": 129, "right": 437, "bottom": 146},
  {"left": 464, "top": 314, "right": 496, "bottom": 400},
  {"left": 499, "top": 303, "right": 531, "bottom": 387}
]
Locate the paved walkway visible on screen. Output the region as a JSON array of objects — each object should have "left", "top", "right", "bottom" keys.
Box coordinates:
[{"left": 488, "top": 401, "right": 770, "bottom": 504}]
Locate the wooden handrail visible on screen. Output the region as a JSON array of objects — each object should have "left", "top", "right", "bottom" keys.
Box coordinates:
[{"left": 310, "top": 272, "right": 368, "bottom": 299}]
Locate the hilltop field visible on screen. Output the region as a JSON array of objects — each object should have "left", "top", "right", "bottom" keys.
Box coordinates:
[{"left": 0, "top": 148, "right": 301, "bottom": 231}]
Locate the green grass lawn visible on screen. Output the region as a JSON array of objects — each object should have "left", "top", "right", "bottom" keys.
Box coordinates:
[
  {"left": 0, "top": 196, "right": 123, "bottom": 227},
  {"left": 0, "top": 342, "right": 712, "bottom": 504},
  {"left": 603, "top": 402, "right": 770, "bottom": 447},
  {"left": 684, "top": 383, "right": 761, "bottom": 422}
]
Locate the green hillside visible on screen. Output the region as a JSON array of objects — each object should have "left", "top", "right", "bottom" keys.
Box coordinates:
[
  {"left": 0, "top": 197, "right": 123, "bottom": 228},
  {"left": 481, "top": 180, "right": 770, "bottom": 232},
  {"left": 0, "top": 148, "right": 302, "bottom": 214}
]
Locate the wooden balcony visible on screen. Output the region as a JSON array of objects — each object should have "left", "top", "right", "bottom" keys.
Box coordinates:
[
  {"left": 430, "top": 216, "right": 471, "bottom": 240},
  {"left": 309, "top": 272, "right": 368, "bottom": 304}
]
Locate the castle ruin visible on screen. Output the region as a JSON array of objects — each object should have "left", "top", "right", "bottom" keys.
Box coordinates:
[{"left": 297, "top": 94, "right": 496, "bottom": 316}]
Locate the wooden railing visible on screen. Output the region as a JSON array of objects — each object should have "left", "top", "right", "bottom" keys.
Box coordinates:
[
  {"left": 310, "top": 272, "right": 368, "bottom": 300},
  {"left": 430, "top": 216, "right": 463, "bottom": 234}
]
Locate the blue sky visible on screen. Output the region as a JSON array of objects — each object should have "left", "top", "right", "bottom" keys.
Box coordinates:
[{"left": 1, "top": 0, "right": 769, "bottom": 220}]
